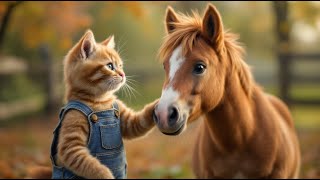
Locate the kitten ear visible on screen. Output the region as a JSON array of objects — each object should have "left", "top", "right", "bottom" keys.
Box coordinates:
[
  {"left": 101, "top": 35, "right": 115, "bottom": 49},
  {"left": 80, "top": 30, "right": 96, "bottom": 59}
]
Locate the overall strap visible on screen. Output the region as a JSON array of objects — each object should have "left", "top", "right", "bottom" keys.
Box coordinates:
[
  {"left": 54, "top": 100, "right": 94, "bottom": 133},
  {"left": 60, "top": 100, "right": 93, "bottom": 120},
  {"left": 112, "top": 101, "right": 120, "bottom": 119},
  {"left": 51, "top": 100, "right": 94, "bottom": 166}
]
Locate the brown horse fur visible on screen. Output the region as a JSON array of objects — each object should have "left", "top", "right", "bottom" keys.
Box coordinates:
[{"left": 156, "top": 4, "right": 301, "bottom": 178}]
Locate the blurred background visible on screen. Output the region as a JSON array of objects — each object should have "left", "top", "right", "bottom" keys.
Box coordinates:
[{"left": 0, "top": 1, "right": 319, "bottom": 178}]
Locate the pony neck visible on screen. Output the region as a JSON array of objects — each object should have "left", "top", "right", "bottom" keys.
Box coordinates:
[{"left": 206, "top": 71, "right": 255, "bottom": 153}]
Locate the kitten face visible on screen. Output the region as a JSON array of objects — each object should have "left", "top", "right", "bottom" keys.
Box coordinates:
[{"left": 64, "top": 30, "right": 125, "bottom": 98}]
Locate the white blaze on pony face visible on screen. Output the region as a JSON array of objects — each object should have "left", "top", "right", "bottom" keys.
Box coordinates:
[
  {"left": 168, "top": 46, "right": 185, "bottom": 81},
  {"left": 157, "top": 45, "right": 185, "bottom": 127},
  {"left": 157, "top": 87, "right": 179, "bottom": 121}
]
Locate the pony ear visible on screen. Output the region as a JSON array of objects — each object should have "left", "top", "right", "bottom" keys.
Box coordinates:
[
  {"left": 165, "top": 6, "right": 180, "bottom": 34},
  {"left": 202, "top": 4, "right": 224, "bottom": 50},
  {"left": 101, "top": 35, "right": 115, "bottom": 49},
  {"left": 80, "top": 30, "right": 96, "bottom": 59}
]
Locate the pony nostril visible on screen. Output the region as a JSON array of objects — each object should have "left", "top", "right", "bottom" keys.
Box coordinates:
[
  {"left": 168, "top": 106, "right": 179, "bottom": 125},
  {"left": 169, "top": 107, "right": 177, "bottom": 120},
  {"left": 153, "top": 109, "right": 159, "bottom": 123}
]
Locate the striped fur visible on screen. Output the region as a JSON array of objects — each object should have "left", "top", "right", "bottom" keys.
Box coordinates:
[{"left": 30, "top": 30, "right": 157, "bottom": 179}]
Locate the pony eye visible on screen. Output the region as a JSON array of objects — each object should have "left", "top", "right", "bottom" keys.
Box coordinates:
[
  {"left": 107, "top": 63, "right": 115, "bottom": 71},
  {"left": 193, "top": 63, "right": 206, "bottom": 75}
]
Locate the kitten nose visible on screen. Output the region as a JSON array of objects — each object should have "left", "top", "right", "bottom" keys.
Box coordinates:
[{"left": 119, "top": 72, "right": 125, "bottom": 77}]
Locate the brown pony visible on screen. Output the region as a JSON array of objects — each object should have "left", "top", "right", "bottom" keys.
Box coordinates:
[{"left": 153, "top": 4, "right": 301, "bottom": 178}]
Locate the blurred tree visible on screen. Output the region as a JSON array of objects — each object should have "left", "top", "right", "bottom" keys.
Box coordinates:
[
  {"left": 0, "top": 1, "right": 23, "bottom": 53},
  {"left": 290, "top": 1, "right": 320, "bottom": 26},
  {"left": 10, "top": 1, "right": 92, "bottom": 55},
  {"left": 272, "top": 1, "right": 291, "bottom": 105},
  {"left": 1, "top": 1, "right": 154, "bottom": 56}
]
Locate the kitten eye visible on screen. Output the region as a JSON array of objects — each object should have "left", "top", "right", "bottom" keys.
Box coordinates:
[
  {"left": 107, "top": 63, "right": 115, "bottom": 71},
  {"left": 193, "top": 63, "right": 206, "bottom": 75}
]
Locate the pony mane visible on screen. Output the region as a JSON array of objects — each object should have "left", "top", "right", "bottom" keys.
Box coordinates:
[
  {"left": 158, "top": 10, "right": 202, "bottom": 61},
  {"left": 158, "top": 11, "right": 253, "bottom": 97},
  {"left": 224, "top": 32, "right": 253, "bottom": 97}
]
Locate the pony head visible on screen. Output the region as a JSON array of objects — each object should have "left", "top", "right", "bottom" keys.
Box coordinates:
[{"left": 154, "top": 4, "right": 252, "bottom": 135}]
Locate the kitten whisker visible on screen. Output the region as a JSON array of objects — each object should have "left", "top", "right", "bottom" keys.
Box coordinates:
[
  {"left": 125, "top": 80, "right": 139, "bottom": 88},
  {"left": 116, "top": 35, "right": 127, "bottom": 61},
  {"left": 125, "top": 82, "right": 140, "bottom": 99},
  {"left": 122, "top": 83, "right": 132, "bottom": 101},
  {"left": 125, "top": 76, "right": 139, "bottom": 82},
  {"left": 122, "top": 84, "right": 132, "bottom": 100},
  {"left": 125, "top": 76, "right": 141, "bottom": 86}
]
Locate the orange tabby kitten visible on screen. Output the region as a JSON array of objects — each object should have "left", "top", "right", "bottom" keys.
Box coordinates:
[{"left": 49, "top": 30, "right": 158, "bottom": 179}]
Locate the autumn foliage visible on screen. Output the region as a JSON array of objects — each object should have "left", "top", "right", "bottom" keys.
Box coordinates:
[{"left": 0, "top": 1, "right": 154, "bottom": 54}]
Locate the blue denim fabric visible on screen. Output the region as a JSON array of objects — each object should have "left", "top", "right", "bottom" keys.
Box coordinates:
[{"left": 50, "top": 100, "right": 127, "bottom": 179}]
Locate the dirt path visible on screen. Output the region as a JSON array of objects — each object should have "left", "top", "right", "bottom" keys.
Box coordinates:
[{"left": 0, "top": 114, "right": 319, "bottom": 178}]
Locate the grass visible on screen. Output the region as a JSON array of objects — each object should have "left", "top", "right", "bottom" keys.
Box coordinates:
[
  {"left": 262, "top": 84, "right": 320, "bottom": 129},
  {"left": 141, "top": 163, "right": 194, "bottom": 179},
  {"left": 292, "top": 106, "right": 320, "bottom": 129},
  {"left": 290, "top": 84, "right": 320, "bottom": 100},
  {"left": 0, "top": 94, "right": 46, "bottom": 127}
]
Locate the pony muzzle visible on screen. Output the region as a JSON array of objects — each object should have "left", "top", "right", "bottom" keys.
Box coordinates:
[{"left": 154, "top": 104, "right": 186, "bottom": 135}]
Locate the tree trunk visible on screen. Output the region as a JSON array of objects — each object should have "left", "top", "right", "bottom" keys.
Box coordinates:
[
  {"left": 39, "top": 44, "right": 56, "bottom": 115},
  {"left": 272, "top": 1, "right": 292, "bottom": 107},
  {"left": 0, "top": 2, "right": 23, "bottom": 53}
]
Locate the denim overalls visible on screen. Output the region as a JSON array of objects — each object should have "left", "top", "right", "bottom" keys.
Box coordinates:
[{"left": 50, "top": 100, "right": 127, "bottom": 179}]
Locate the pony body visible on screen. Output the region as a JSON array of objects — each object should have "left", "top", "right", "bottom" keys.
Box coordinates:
[{"left": 154, "top": 4, "right": 300, "bottom": 178}]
